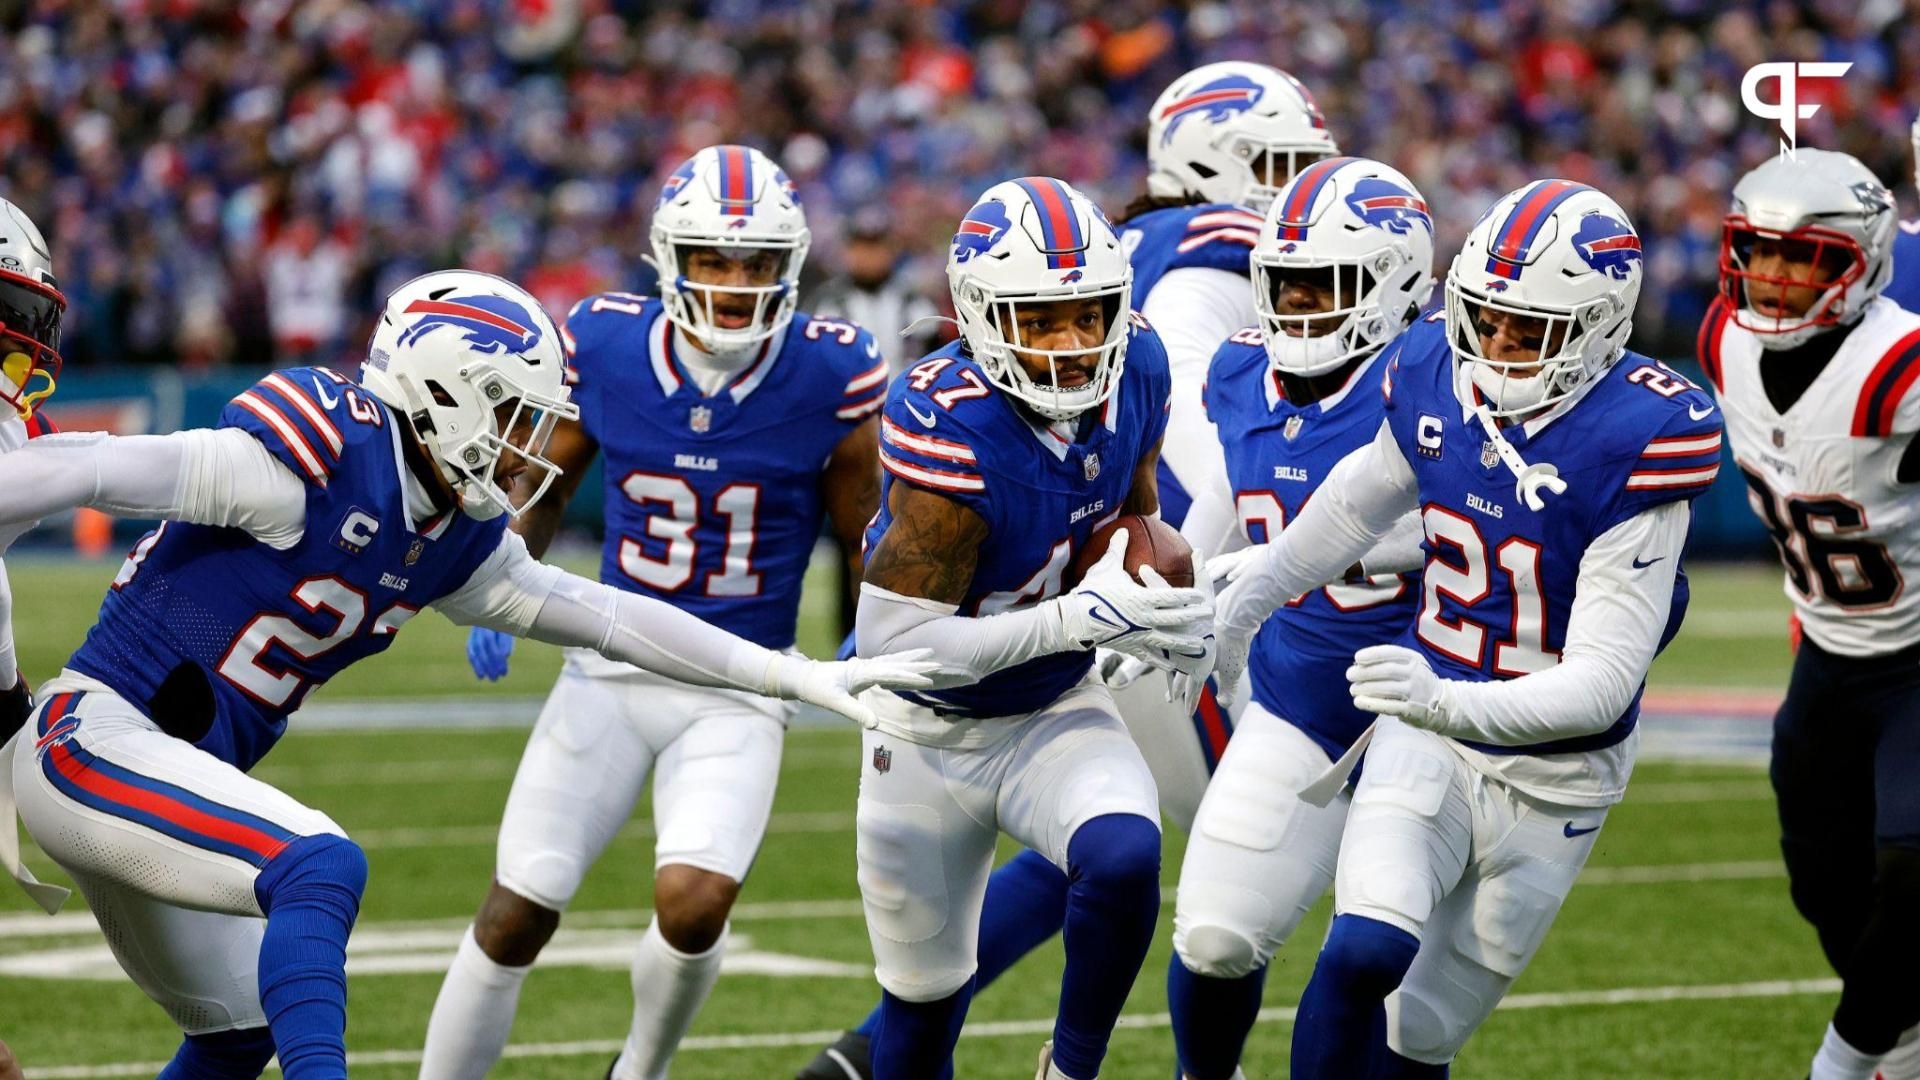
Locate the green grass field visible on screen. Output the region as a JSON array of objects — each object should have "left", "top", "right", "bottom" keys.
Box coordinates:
[{"left": 0, "top": 554, "right": 1818, "bottom": 1078}]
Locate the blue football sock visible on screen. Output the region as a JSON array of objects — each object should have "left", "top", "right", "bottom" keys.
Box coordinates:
[
  {"left": 853, "top": 847, "right": 1070, "bottom": 1041},
  {"left": 253, "top": 834, "right": 368, "bottom": 1080},
  {"left": 157, "top": 1026, "right": 277, "bottom": 1080},
  {"left": 1052, "top": 813, "right": 1161, "bottom": 1079},
  {"left": 1167, "top": 951, "right": 1267, "bottom": 1080},
  {"left": 1290, "top": 914, "right": 1420, "bottom": 1080},
  {"left": 871, "top": 981, "right": 974, "bottom": 1080}
]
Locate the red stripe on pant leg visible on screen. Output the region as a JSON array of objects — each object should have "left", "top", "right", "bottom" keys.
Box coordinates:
[
  {"left": 1197, "top": 689, "right": 1230, "bottom": 764},
  {"left": 48, "top": 743, "right": 293, "bottom": 861}
]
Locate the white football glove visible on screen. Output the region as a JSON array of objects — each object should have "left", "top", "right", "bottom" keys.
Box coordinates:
[
  {"left": 1204, "top": 545, "right": 1263, "bottom": 589},
  {"left": 766, "top": 649, "right": 941, "bottom": 729},
  {"left": 1058, "top": 529, "right": 1213, "bottom": 666},
  {"left": 1096, "top": 649, "right": 1153, "bottom": 689},
  {"left": 1346, "top": 644, "right": 1450, "bottom": 729}
]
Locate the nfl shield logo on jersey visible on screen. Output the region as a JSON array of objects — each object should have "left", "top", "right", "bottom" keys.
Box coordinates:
[
  {"left": 1284, "top": 415, "right": 1305, "bottom": 442},
  {"left": 1084, "top": 453, "right": 1101, "bottom": 482},
  {"left": 689, "top": 405, "right": 712, "bottom": 433},
  {"left": 871, "top": 745, "right": 892, "bottom": 775},
  {"left": 1480, "top": 440, "right": 1501, "bottom": 469},
  {"left": 1772, "top": 427, "right": 1787, "bottom": 449},
  {"left": 404, "top": 539, "right": 425, "bottom": 567}
]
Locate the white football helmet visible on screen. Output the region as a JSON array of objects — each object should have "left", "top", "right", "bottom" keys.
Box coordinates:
[
  {"left": 362, "top": 270, "right": 578, "bottom": 521},
  {"left": 1721, "top": 149, "right": 1895, "bottom": 350},
  {"left": 1445, "top": 180, "right": 1643, "bottom": 418},
  {"left": 946, "top": 177, "right": 1132, "bottom": 421},
  {"left": 1147, "top": 62, "right": 1339, "bottom": 214},
  {"left": 1254, "top": 156, "right": 1436, "bottom": 377},
  {"left": 0, "top": 198, "right": 64, "bottom": 420},
  {"left": 650, "top": 144, "right": 809, "bottom": 355}
]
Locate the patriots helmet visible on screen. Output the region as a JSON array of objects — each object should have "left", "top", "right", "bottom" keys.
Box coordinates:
[
  {"left": 1445, "top": 180, "right": 1643, "bottom": 417},
  {"left": 1147, "top": 62, "right": 1339, "bottom": 214},
  {"left": 0, "top": 199, "right": 64, "bottom": 421},
  {"left": 1721, "top": 149, "right": 1895, "bottom": 350},
  {"left": 362, "top": 269, "right": 578, "bottom": 521},
  {"left": 650, "top": 144, "right": 810, "bottom": 356},
  {"left": 1254, "top": 157, "right": 1436, "bottom": 377},
  {"left": 946, "top": 177, "right": 1134, "bottom": 421}
]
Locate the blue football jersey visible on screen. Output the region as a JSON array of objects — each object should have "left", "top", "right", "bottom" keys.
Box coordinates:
[
  {"left": 563, "top": 295, "right": 886, "bottom": 648},
  {"left": 1121, "top": 202, "right": 1263, "bottom": 529},
  {"left": 69, "top": 368, "right": 507, "bottom": 771},
  {"left": 864, "top": 317, "right": 1173, "bottom": 718},
  {"left": 1884, "top": 222, "right": 1920, "bottom": 314},
  {"left": 1379, "top": 317, "right": 1717, "bottom": 756},
  {"left": 1120, "top": 203, "right": 1263, "bottom": 310},
  {"left": 1204, "top": 329, "right": 1419, "bottom": 760}
]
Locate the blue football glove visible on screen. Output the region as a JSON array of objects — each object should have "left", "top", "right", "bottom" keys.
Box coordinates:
[{"left": 467, "top": 627, "right": 516, "bottom": 681}]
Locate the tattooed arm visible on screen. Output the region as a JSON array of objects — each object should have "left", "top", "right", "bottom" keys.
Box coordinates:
[{"left": 854, "top": 482, "right": 1071, "bottom": 685}]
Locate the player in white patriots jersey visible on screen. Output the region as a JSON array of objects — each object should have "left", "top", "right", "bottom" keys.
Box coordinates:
[
  {"left": 1703, "top": 150, "right": 1920, "bottom": 1080},
  {"left": 0, "top": 270, "right": 934, "bottom": 1080},
  {"left": 0, "top": 198, "right": 64, "bottom": 754},
  {"left": 420, "top": 146, "right": 889, "bottom": 1080},
  {"left": 1214, "top": 179, "right": 1714, "bottom": 1075}
]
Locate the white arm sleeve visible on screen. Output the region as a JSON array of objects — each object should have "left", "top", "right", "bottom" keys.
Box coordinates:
[
  {"left": 0, "top": 429, "right": 307, "bottom": 548},
  {"left": 1358, "top": 512, "right": 1427, "bottom": 576},
  {"left": 434, "top": 531, "right": 813, "bottom": 696},
  {"left": 1142, "top": 267, "right": 1253, "bottom": 507},
  {"left": 1427, "top": 499, "right": 1690, "bottom": 744},
  {"left": 0, "top": 559, "right": 15, "bottom": 686},
  {"left": 1217, "top": 420, "right": 1419, "bottom": 634},
  {"left": 855, "top": 583, "right": 1070, "bottom": 688}
]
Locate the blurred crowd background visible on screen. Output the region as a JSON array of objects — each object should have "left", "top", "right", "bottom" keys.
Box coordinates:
[{"left": 4, "top": 0, "right": 1918, "bottom": 378}]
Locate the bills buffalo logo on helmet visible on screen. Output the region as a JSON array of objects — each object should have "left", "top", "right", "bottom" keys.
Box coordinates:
[
  {"left": 1344, "top": 177, "right": 1432, "bottom": 236},
  {"left": 1571, "top": 213, "right": 1643, "bottom": 281},
  {"left": 952, "top": 200, "right": 1013, "bottom": 263},
  {"left": 399, "top": 295, "right": 543, "bottom": 356},
  {"left": 1158, "top": 74, "right": 1265, "bottom": 145},
  {"left": 658, "top": 159, "right": 698, "bottom": 206}
]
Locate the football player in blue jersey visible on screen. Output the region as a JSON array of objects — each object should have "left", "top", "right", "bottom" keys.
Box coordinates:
[
  {"left": 0, "top": 198, "right": 65, "bottom": 752},
  {"left": 802, "top": 63, "right": 1340, "bottom": 1080},
  {"left": 1213, "top": 180, "right": 1718, "bottom": 1077},
  {"left": 1885, "top": 112, "right": 1920, "bottom": 314},
  {"left": 847, "top": 177, "right": 1212, "bottom": 1080},
  {"left": 420, "top": 146, "right": 893, "bottom": 1080},
  {"left": 1165, "top": 157, "right": 1435, "bottom": 1080},
  {"left": 0, "top": 269, "right": 934, "bottom": 1080}
]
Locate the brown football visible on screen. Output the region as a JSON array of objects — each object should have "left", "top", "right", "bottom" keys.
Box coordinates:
[{"left": 1066, "top": 513, "right": 1195, "bottom": 589}]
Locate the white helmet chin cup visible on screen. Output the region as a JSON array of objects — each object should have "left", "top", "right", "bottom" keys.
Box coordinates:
[
  {"left": 1445, "top": 180, "right": 1643, "bottom": 419},
  {"left": 1146, "top": 61, "right": 1339, "bottom": 213},
  {"left": 650, "top": 144, "right": 810, "bottom": 355},
  {"left": 361, "top": 269, "right": 579, "bottom": 520},
  {"left": 946, "top": 177, "right": 1134, "bottom": 421},
  {"left": 1721, "top": 149, "right": 1895, "bottom": 351},
  {"left": 1253, "top": 157, "right": 1436, "bottom": 378}
]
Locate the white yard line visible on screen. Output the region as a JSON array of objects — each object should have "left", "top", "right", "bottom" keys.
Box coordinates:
[{"left": 23, "top": 976, "right": 1843, "bottom": 1077}]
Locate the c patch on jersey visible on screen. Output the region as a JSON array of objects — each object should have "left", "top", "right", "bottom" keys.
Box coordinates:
[
  {"left": 953, "top": 201, "right": 1013, "bottom": 264},
  {"left": 334, "top": 507, "right": 381, "bottom": 555},
  {"left": 1571, "top": 214, "right": 1642, "bottom": 281},
  {"left": 1157, "top": 74, "right": 1265, "bottom": 145},
  {"left": 399, "top": 295, "right": 544, "bottom": 359},
  {"left": 1345, "top": 177, "right": 1431, "bottom": 235}
]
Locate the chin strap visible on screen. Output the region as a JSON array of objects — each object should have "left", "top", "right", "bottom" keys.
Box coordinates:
[{"left": 1472, "top": 403, "right": 1567, "bottom": 512}]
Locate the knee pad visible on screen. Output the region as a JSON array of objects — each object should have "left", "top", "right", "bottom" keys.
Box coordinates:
[
  {"left": 161, "top": 1026, "right": 276, "bottom": 1080},
  {"left": 1319, "top": 915, "right": 1420, "bottom": 998},
  {"left": 254, "top": 833, "right": 368, "bottom": 917},
  {"left": 1175, "top": 923, "right": 1264, "bottom": 980},
  {"left": 1067, "top": 813, "right": 1161, "bottom": 893},
  {"left": 1388, "top": 985, "right": 1464, "bottom": 1065}
]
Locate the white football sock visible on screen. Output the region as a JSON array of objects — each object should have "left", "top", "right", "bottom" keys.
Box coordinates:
[
  {"left": 1810, "top": 1023, "right": 1884, "bottom": 1080},
  {"left": 1874, "top": 1023, "right": 1920, "bottom": 1080},
  {"left": 419, "top": 925, "right": 534, "bottom": 1080},
  {"left": 611, "top": 917, "right": 727, "bottom": 1080}
]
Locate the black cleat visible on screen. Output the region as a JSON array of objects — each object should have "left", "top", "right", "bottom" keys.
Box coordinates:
[{"left": 795, "top": 1030, "right": 872, "bottom": 1080}]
